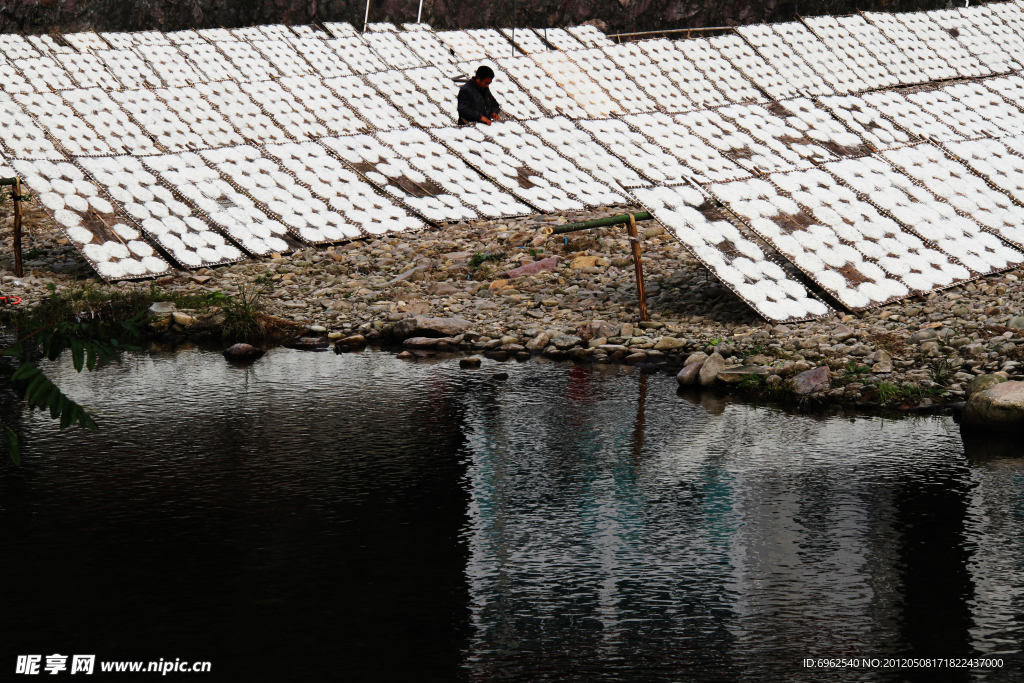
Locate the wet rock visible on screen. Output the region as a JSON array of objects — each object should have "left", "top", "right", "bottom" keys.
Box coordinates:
[
  {"left": 766, "top": 374, "right": 783, "bottom": 386},
  {"left": 526, "top": 332, "right": 549, "bottom": 352},
  {"left": 625, "top": 352, "right": 647, "bottom": 364},
  {"left": 699, "top": 352, "right": 725, "bottom": 387},
  {"left": 963, "top": 381, "right": 1024, "bottom": 430},
  {"left": 460, "top": 357, "right": 482, "bottom": 368},
  {"left": 792, "top": 366, "right": 830, "bottom": 395},
  {"left": 552, "top": 334, "right": 581, "bottom": 350},
  {"left": 396, "top": 351, "right": 415, "bottom": 360},
  {"left": 340, "top": 334, "right": 366, "bottom": 346},
  {"left": 171, "top": 311, "right": 195, "bottom": 326},
  {"left": 676, "top": 362, "right": 702, "bottom": 386},
  {"left": 684, "top": 351, "right": 709, "bottom": 367},
  {"left": 223, "top": 343, "right": 264, "bottom": 361},
  {"left": 390, "top": 315, "right": 471, "bottom": 342},
  {"left": 492, "top": 372, "right": 509, "bottom": 380},
  {"left": 148, "top": 301, "right": 176, "bottom": 317},
  {"left": 285, "top": 336, "right": 329, "bottom": 351},
  {"left": 966, "top": 374, "right": 1007, "bottom": 399},
  {"left": 717, "top": 366, "right": 771, "bottom": 383}
]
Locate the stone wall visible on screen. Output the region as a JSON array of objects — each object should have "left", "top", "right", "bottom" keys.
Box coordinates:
[{"left": 1, "top": 0, "right": 964, "bottom": 37}]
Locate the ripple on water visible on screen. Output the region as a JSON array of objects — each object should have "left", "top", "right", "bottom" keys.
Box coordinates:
[{"left": 0, "top": 348, "right": 1021, "bottom": 682}]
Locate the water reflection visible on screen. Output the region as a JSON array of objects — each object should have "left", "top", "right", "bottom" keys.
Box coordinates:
[{"left": 0, "top": 348, "right": 1021, "bottom": 681}]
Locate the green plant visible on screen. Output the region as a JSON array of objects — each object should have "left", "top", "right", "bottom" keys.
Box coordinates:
[
  {"left": 468, "top": 252, "right": 502, "bottom": 269},
  {"left": 0, "top": 314, "right": 143, "bottom": 464},
  {"left": 877, "top": 381, "right": 899, "bottom": 404},
  {"left": 929, "top": 357, "right": 955, "bottom": 385},
  {"left": 221, "top": 283, "right": 271, "bottom": 342},
  {"left": 846, "top": 359, "right": 872, "bottom": 376},
  {"left": 709, "top": 337, "right": 723, "bottom": 346}
]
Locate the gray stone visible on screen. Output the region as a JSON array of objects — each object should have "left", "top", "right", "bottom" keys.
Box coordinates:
[
  {"left": 308, "top": 325, "right": 327, "bottom": 333},
  {"left": 171, "top": 311, "right": 195, "bottom": 326},
  {"left": 552, "top": 334, "right": 582, "bottom": 350},
  {"left": 766, "top": 374, "right": 783, "bottom": 386},
  {"left": 676, "top": 362, "right": 703, "bottom": 386},
  {"left": 699, "top": 352, "right": 726, "bottom": 387},
  {"left": 866, "top": 350, "right": 891, "bottom": 365},
  {"left": 1008, "top": 316, "right": 1024, "bottom": 330},
  {"left": 832, "top": 324, "right": 855, "bottom": 342},
  {"left": 963, "top": 381, "right": 1024, "bottom": 430},
  {"left": 849, "top": 344, "right": 871, "bottom": 356},
  {"left": 148, "top": 301, "right": 177, "bottom": 316},
  {"left": 597, "top": 344, "right": 630, "bottom": 354},
  {"left": 390, "top": 315, "right": 472, "bottom": 342},
  {"left": 625, "top": 352, "right": 648, "bottom": 364},
  {"left": 654, "top": 336, "right": 686, "bottom": 351},
  {"left": 684, "top": 351, "right": 709, "bottom": 367},
  {"left": 717, "top": 365, "right": 771, "bottom": 384},
  {"left": 526, "top": 332, "right": 549, "bottom": 352},
  {"left": 966, "top": 374, "right": 1007, "bottom": 399},
  {"left": 792, "top": 366, "right": 830, "bottom": 395},
  {"left": 908, "top": 328, "right": 939, "bottom": 344},
  {"left": 587, "top": 337, "right": 608, "bottom": 348}
]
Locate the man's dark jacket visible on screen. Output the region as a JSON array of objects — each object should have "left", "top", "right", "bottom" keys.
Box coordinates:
[{"left": 457, "top": 80, "right": 500, "bottom": 123}]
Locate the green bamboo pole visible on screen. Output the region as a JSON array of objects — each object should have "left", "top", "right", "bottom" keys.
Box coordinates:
[{"left": 542, "top": 211, "right": 652, "bottom": 235}]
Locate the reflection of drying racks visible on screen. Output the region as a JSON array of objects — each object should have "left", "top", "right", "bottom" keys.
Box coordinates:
[{"left": 0, "top": 177, "right": 24, "bottom": 277}]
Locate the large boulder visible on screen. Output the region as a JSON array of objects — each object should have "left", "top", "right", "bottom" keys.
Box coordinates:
[
  {"left": 963, "top": 381, "right": 1024, "bottom": 431},
  {"left": 792, "top": 366, "right": 830, "bottom": 395},
  {"left": 684, "top": 351, "right": 709, "bottom": 367},
  {"left": 389, "top": 316, "right": 471, "bottom": 342},
  {"left": 699, "top": 352, "right": 725, "bottom": 387},
  {"left": 966, "top": 374, "right": 1007, "bottom": 399},
  {"left": 676, "top": 361, "right": 703, "bottom": 386}
]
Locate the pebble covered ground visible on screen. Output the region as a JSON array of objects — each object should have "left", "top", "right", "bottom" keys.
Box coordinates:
[{"left": 4, "top": 201, "right": 1024, "bottom": 406}]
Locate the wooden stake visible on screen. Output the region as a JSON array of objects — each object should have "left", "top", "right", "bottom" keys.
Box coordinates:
[
  {"left": 13, "top": 179, "right": 22, "bottom": 278},
  {"left": 626, "top": 213, "right": 649, "bottom": 322}
]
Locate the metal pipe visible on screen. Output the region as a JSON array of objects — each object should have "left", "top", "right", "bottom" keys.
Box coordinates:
[
  {"left": 541, "top": 211, "right": 652, "bottom": 235},
  {"left": 626, "top": 213, "right": 649, "bottom": 322},
  {"left": 417, "top": 0, "right": 424, "bottom": 24},
  {"left": 364, "top": 0, "right": 372, "bottom": 32}
]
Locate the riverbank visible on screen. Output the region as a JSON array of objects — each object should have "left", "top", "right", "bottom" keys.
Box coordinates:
[{"left": 3, "top": 204, "right": 1024, "bottom": 410}]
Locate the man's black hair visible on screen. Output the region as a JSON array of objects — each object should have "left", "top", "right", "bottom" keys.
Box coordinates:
[{"left": 475, "top": 65, "right": 495, "bottom": 81}]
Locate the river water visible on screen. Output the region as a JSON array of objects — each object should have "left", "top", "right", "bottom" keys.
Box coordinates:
[{"left": 1, "top": 347, "right": 1021, "bottom": 681}]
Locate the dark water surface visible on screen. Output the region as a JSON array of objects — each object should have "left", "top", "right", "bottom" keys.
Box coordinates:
[{"left": 1, "top": 348, "right": 1022, "bottom": 682}]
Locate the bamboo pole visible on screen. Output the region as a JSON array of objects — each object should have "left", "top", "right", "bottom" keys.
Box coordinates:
[
  {"left": 540, "top": 211, "right": 653, "bottom": 321},
  {"left": 540, "top": 211, "right": 652, "bottom": 235},
  {"left": 626, "top": 213, "right": 649, "bottom": 322}
]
